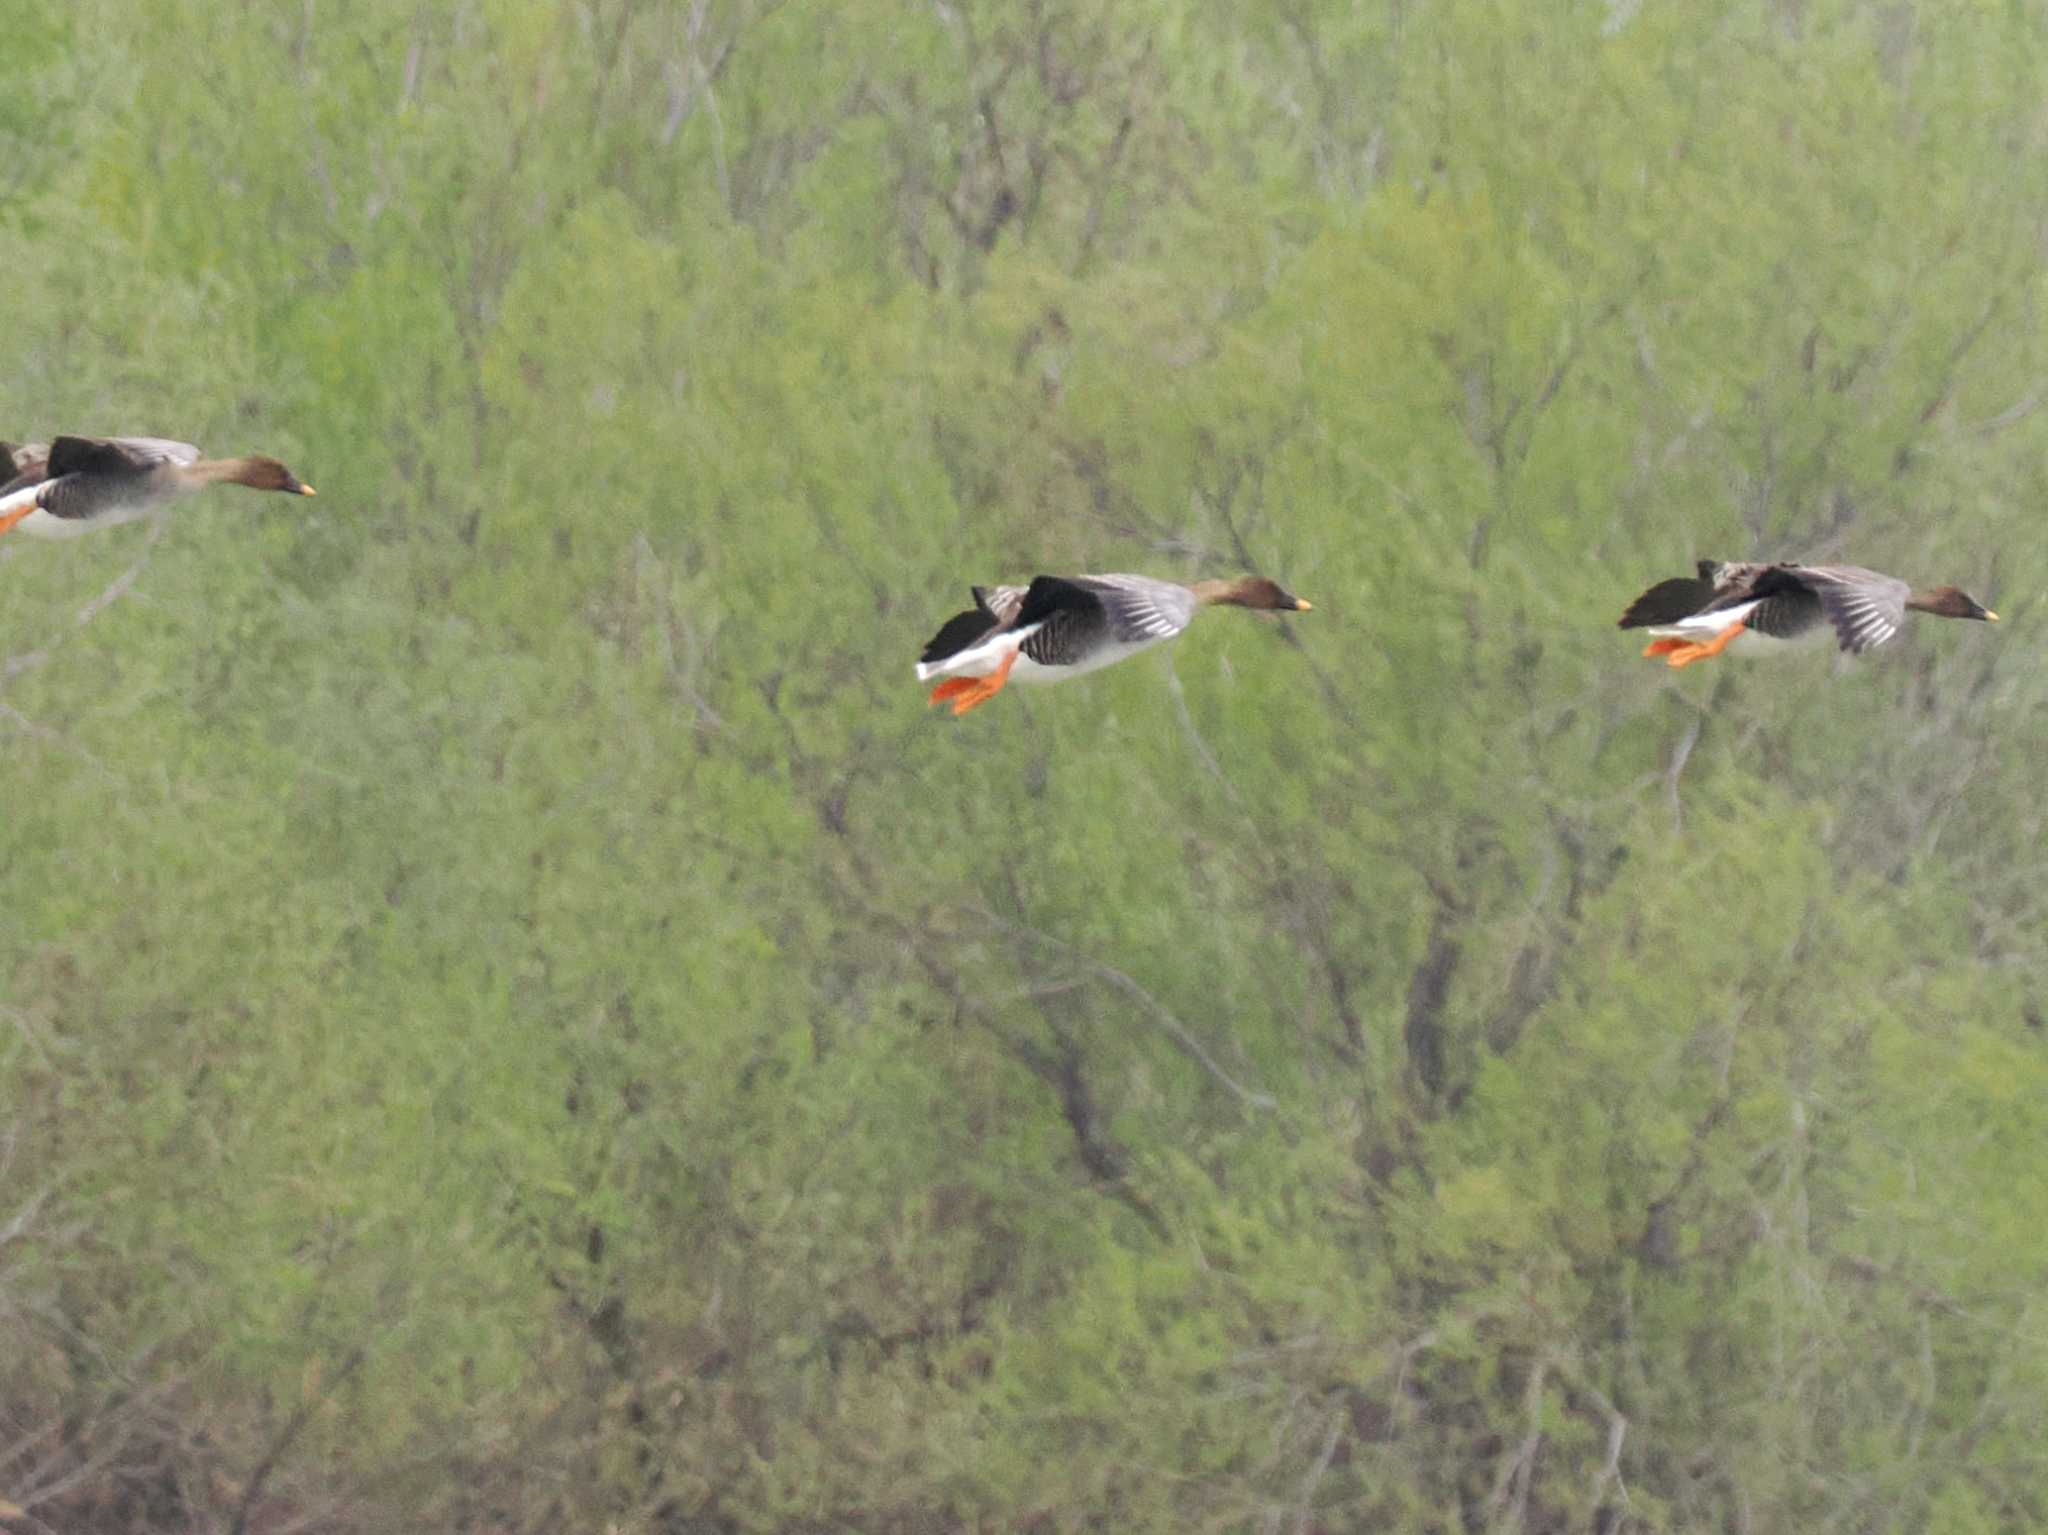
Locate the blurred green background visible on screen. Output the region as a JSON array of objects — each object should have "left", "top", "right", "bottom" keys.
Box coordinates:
[{"left": 4, "top": 0, "right": 2046, "bottom": 1529}]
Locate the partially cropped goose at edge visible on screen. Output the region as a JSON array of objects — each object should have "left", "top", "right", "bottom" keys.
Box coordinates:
[
  {"left": 0, "top": 441, "right": 46, "bottom": 490},
  {"left": 1620, "top": 560, "right": 1996, "bottom": 667},
  {"left": 0, "top": 435, "right": 315, "bottom": 539},
  {"left": 917, "top": 572, "right": 1311, "bottom": 715}
]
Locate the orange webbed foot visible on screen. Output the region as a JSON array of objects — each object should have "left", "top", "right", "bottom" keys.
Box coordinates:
[
  {"left": 950, "top": 683, "right": 997, "bottom": 716},
  {"left": 944, "top": 648, "right": 1020, "bottom": 716},
  {"left": 0, "top": 503, "right": 36, "bottom": 537},
  {"left": 1641, "top": 637, "right": 1689, "bottom": 658},
  {"left": 927, "top": 677, "right": 980, "bottom": 707},
  {"left": 1665, "top": 620, "right": 1745, "bottom": 668}
]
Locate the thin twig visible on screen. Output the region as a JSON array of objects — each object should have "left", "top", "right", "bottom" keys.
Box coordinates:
[
  {"left": 1481, "top": 1358, "right": 1548, "bottom": 1531},
  {"left": 1291, "top": 1401, "right": 1347, "bottom": 1535},
  {"left": 1, "top": 517, "right": 169, "bottom": 692},
  {"left": 1582, "top": 1380, "right": 1629, "bottom": 1517},
  {"left": 984, "top": 914, "right": 1278, "bottom": 1110},
  {"left": 1161, "top": 657, "right": 1238, "bottom": 799},
  {"left": 228, "top": 1346, "right": 366, "bottom": 1535},
  {"left": 0, "top": 1188, "right": 49, "bottom": 1253},
  {"left": 0, "top": 702, "right": 111, "bottom": 774}
]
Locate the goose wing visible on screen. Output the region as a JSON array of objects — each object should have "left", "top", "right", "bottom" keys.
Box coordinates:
[
  {"left": 1619, "top": 561, "right": 1720, "bottom": 628},
  {"left": 972, "top": 584, "right": 1028, "bottom": 625},
  {"left": 1694, "top": 563, "right": 1824, "bottom": 640},
  {"left": 1071, "top": 574, "right": 1198, "bottom": 641},
  {"left": 1619, "top": 560, "right": 1769, "bottom": 628},
  {"left": 1009, "top": 574, "right": 1195, "bottom": 668},
  {"left": 45, "top": 436, "right": 201, "bottom": 479},
  {"left": 919, "top": 582, "right": 1042, "bottom": 671},
  {"left": 1784, "top": 565, "right": 1911, "bottom": 652}
]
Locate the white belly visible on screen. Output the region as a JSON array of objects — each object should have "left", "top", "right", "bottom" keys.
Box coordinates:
[
  {"left": 0, "top": 488, "right": 155, "bottom": 539},
  {"left": 10, "top": 506, "right": 148, "bottom": 539},
  {"left": 1012, "top": 636, "right": 1165, "bottom": 683}
]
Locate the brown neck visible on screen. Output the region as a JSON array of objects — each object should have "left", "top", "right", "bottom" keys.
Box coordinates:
[
  {"left": 1191, "top": 577, "right": 1258, "bottom": 608},
  {"left": 180, "top": 457, "right": 263, "bottom": 488}
]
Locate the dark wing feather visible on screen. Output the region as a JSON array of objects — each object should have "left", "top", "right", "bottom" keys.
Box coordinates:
[
  {"left": 1012, "top": 575, "right": 1107, "bottom": 629},
  {"left": 43, "top": 435, "right": 197, "bottom": 479},
  {"left": 1620, "top": 562, "right": 1761, "bottom": 627},
  {"left": 1013, "top": 576, "right": 1113, "bottom": 668},
  {"left": 1020, "top": 607, "right": 1112, "bottom": 667},
  {"left": 920, "top": 579, "right": 1075, "bottom": 667},
  {"left": 45, "top": 436, "right": 158, "bottom": 480},
  {"left": 920, "top": 591, "right": 1007, "bottom": 666},
  {"left": 1619, "top": 574, "right": 1717, "bottom": 629},
  {"left": 1730, "top": 565, "right": 1827, "bottom": 640}
]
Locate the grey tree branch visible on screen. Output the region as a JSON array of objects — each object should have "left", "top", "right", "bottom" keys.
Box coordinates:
[
  {"left": 984, "top": 913, "right": 1278, "bottom": 1111},
  {"left": 1291, "top": 1400, "right": 1347, "bottom": 1535},
  {"left": 1, "top": 516, "right": 169, "bottom": 693},
  {"left": 228, "top": 1346, "right": 367, "bottom": 1535},
  {"left": 1481, "top": 1357, "right": 1547, "bottom": 1531}
]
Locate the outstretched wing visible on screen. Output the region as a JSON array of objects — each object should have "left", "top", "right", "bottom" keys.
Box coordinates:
[
  {"left": 1066, "top": 574, "right": 1198, "bottom": 643},
  {"left": 1793, "top": 565, "right": 1911, "bottom": 653},
  {"left": 1009, "top": 574, "right": 1196, "bottom": 669},
  {"left": 44, "top": 435, "right": 200, "bottom": 479},
  {"left": 1712, "top": 564, "right": 1824, "bottom": 640},
  {"left": 1011, "top": 576, "right": 1115, "bottom": 667}
]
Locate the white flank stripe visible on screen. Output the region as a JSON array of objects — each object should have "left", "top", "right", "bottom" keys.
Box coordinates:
[{"left": 914, "top": 623, "right": 1037, "bottom": 683}]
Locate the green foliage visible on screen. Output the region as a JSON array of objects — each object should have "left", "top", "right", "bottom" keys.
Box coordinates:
[{"left": 4, "top": 0, "right": 2048, "bottom": 1529}]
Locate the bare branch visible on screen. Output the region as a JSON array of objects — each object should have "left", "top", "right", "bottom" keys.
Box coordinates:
[
  {"left": 228, "top": 1346, "right": 367, "bottom": 1535},
  {"left": 1481, "top": 1357, "right": 1547, "bottom": 1531},
  {"left": 1, "top": 516, "right": 169, "bottom": 693},
  {"left": 1160, "top": 657, "right": 1238, "bottom": 798},
  {"left": 982, "top": 913, "right": 1279, "bottom": 1111},
  {"left": 1664, "top": 711, "right": 1701, "bottom": 834},
  {"left": 1291, "top": 1401, "right": 1347, "bottom": 1535},
  {"left": 0, "top": 1186, "right": 49, "bottom": 1254},
  {"left": 1966, "top": 384, "right": 2048, "bottom": 437}
]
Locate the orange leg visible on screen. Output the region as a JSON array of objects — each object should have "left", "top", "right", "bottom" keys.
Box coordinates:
[
  {"left": 926, "top": 676, "right": 981, "bottom": 707},
  {"left": 1640, "top": 637, "right": 1690, "bottom": 658},
  {"left": 1666, "top": 620, "right": 1746, "bottom": 669},
  {"left": 947, "top": 647, "right": 1020, "bottom": 716},
  {"left": 0, "top": 502, "right": 36, "bottom": 537}
]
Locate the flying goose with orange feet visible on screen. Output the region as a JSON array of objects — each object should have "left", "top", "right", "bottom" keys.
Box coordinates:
[
  {"left": 1621, "top": 560, "right": 1995, "bottom": 667},
  {"left": 917, "top": 572, "right": 1311, "bottom": 716}
]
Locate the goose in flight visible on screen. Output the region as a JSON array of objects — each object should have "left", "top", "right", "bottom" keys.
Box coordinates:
[
  {"left": 0, "top": 434, "right": 314, "bottom": 539},
  {"left": 917, "top": 572, "right": 1311, "bottom": 715},
  {"left": 1620, "top": 560, "right": 1995, "bottom": 667}
]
